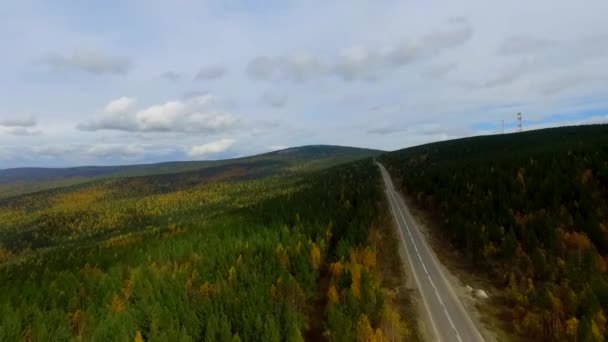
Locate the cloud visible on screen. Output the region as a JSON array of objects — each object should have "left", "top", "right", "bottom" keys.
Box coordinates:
[
  {"left": 183, "top": 90, "right": 209, "bottom": 99},
  {"left": 246, "top": 57, "right": 276, "bottom": 80},
  {"left": 188, "top": 138, "right": 235, "bottom": 158},
  {"left": 194, "top": 65, "right": 226, "bottom": 81},
  {"left": 262, "top": 91, "right": 287, "bottom": 107},
  {"left": 333, "top": 46, "right": 384, "bottom": 82},
  {"left": 31, "top": 145, "right": 76, "bottom": 158},
  {"left": 0, "top": 127, "right": 41, "bottom": 136},
  {"left": 161, "top": 71, "right": 181, "bottom": 82},
  {"left": 267, "top": 145, "right": 287, "bottom": 151},
  {"left": 466, "top": 59, "right": 534, "bottom": 89},
  {"left": 367, "top": 127, "right": 407, "bottom": 135},
  {"left": 0, "top": 116, "right": 40, "bottom": 136},
  {"left": 388, "top": 18, "right": 473, "bottom": 66},
  {"left": 497, "top": 35, "right": 556, "bottom": 55},
  {"left": 247, "top": 19, "right": 473, "bottom": 83},
  {"left": 78, "top": 98, "right": 137, "bottom": 131},
  {"left": 104, "top": 97, "right": 136, "bottom": 114},
  {"left": 78, "top": 94, "right": 240, "bottom": 133},
  {"left": 246, "top": 55, "right": 326, "bottom": 82},
  {"left": 0, "top": 116, "right": 36, "bottom": 127},
  {"left": 4, "top": 1, "right": 608, "bottom": 168},
  {"left": 366, "top": 121, "right": 461, "bottom": 137},
  {"left": 86, "top": 144, "right": 143, "bottom": 158},
  {"left": 422, "top": 63, "right": 458, "bottom": 79},
  {"left": 42, "top": 49, "right": 132, "bottom": 75}
]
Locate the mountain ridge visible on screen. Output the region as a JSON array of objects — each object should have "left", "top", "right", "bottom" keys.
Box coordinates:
[{"left": 0, "top": 144, "right": 383, "bottom": 199}]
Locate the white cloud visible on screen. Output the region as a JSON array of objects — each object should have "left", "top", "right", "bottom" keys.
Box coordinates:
[
  {"left": 367, "top": 125, "right": 407, "bottom": 135},
  {"left": 497, "top": 35, "right": 556, "bottom": 55},
  {"left": 78, "top": 97, "right": 138, "bottom": 131},
  {"left": 0, "top": 116, "right": 36, "bottom": 127},
  {"left": 104, "top": 97, "right": 136, "bottom": 114},
  {"left": 31, "top": 145, "right": 77, "bottom": 158},
  {"left": 3, "top": 1, "right": 608, "bottom": 168},
  {"left": 247, "top": 19, "right": 472, "bottom": 83},
  {"left": 78, "top": 95, "right": 240, "bottom": 133},
  {"left": 0, "top": 116, "right": 39, "bottom": 136},
  {"left": 246, "top": 57, "right": 276, "bottom": 80},
  {"left": 188, "top": 138, "right": 235, "bottom": 158},
  {"left": 422, "top": 63, "right": 458, "bottom": 79},
  {"left": 465, "top": 59, "right": 535, "bottom": 89},
  {"left": 388, "top": 18, "right": 473, "bottom": 66},
  {"left": 262, "top": 91, "right": 287, "bottom": 107},
  {"left": 161, "top": 71, "right": 181, "bottom": 82},
  {"left": 194, "top": 65, "right": 226, "bottom": 81},
  {"left": 267, "top": 145, "right": 287, "bottom": 151},
  {"left": 0, "top": 127, "right": 41, "bottom": 136},
  {"left": 246, "top": 55, "right": 326, "bottom": 82},
  {"left": 43, "top": 48, "right": 132, "bottom": 75},
  {"left": 86, "top": 144, "right": 143, "bottom": 158},
  {"left": 334, "top": 46, "right": 384, "bottom": 82}
]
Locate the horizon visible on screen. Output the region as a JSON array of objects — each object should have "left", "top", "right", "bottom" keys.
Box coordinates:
[
  {"left": 1, "top": 1, "right": 607, "bottom": 168},
  {"left": 0, "top": 143, "right": 385, "bottom": 170},
  {"left": 3, "top": 122, "right": 603, "bottom": 170}
]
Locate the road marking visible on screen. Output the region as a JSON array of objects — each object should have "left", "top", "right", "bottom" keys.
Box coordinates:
[
  {"left": 391, "top": 183, "right": 486, "bottom": 342},
  {"left": 378, "top": 163, "right": 486, "bottom": 342},
  {"left": 383, "top": 182, "right": 443, "bottom": 342},
  {"left": 388, "top": 189, "right": 464, "bottom": 342},
  {"left": 377, "top": 163, "right": 467, "bottom": 342}
]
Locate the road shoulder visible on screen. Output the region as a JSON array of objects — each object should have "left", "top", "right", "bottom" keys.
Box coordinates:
[
  {"left": 398, "top": 193, "right": 512, "bottom": 342},
  {"left": 380, "top": 187, "right": 436, "bottom": 342}
]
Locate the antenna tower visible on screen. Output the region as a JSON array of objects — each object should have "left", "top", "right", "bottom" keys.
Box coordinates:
[{"left": 517, "top": 112, "right": 523, "bottom": 132}]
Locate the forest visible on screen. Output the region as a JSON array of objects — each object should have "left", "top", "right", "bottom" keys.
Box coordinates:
[
  {"left": 0, "top": 145, "right": 381, "bottom": 200},
  {"left": 380, "top": 124, "right": 608, "bottom": 341},
  {"left": 0, "top": 148, "right": 412, "bottom": 341}
]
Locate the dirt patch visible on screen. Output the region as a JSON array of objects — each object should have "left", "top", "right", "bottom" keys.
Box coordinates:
[{"left": 400, "top": 194, "right": 519, "bottom": 342}]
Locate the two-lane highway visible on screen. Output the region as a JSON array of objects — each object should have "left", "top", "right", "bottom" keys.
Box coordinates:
[{"left": 377, "top": 162, "right": 484, "bottom": 342}]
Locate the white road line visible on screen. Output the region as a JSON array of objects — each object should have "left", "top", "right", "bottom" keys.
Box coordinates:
[
  {"left": 391, "top": 185, "right": 486, "bottom": 342},
  {"left": 383, "top": 183, "right": 443, "bottom": 342},
  {"left": 378, "top": 163, "right": 486, "bottom": 342},
  {"left": 388, "top": 189, "right": 464, "bottom": 342}
]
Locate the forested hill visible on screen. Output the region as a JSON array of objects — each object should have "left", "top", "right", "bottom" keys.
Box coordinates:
[
  {"left": 0, "top": 145, "right": 382, "bottom": 199},
  {"left": 0, "top": 153, "right": 413, "bottom": 340},
  {"left": 379, "top": 124, "right": 608, "bottom": 341}
]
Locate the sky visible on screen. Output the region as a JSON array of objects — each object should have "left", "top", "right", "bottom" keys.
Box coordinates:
[{"left": 1, "top": 0, "right": 607, "bottom": 168}]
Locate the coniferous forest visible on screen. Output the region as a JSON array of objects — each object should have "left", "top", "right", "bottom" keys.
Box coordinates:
[
  {"left": 380, "top": 124, "right": 608, "bottom": 341},
  {"left": 0, "top": 148, "right": 412, "bottom": 341},
  {"left": 5, "top": 124, "right": 608, "bottom": 341}
]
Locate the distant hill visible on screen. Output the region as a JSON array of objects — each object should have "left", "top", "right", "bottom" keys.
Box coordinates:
[
  {"left": 0, "top": 145, "right": 382, "bottom": 199},
  {"left": 379, "top": 124, "right": 608, "bottom": 341},
  {"left": 0, "top": 146, "right": 408, "bottom": 341}
]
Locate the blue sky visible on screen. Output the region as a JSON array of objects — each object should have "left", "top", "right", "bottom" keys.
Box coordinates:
[{"left": 1, "top": 0, "right": 607, "bottom": 168}]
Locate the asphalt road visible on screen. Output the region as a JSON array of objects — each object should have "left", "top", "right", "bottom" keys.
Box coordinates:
[{"left": 377, "top": 162, "right": 485, "bottom": 342}]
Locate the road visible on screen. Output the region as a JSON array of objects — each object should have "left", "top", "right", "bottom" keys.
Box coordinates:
[{"left": 377, "top": 162, "right": 485, "bottom": 342}]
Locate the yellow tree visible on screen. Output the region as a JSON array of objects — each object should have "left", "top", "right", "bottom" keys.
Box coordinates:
[
  {"left": 110, "top": 294, "right": 125, "bottom": 314},
  {"left": 310, "top": 243, "right": 322, "bottom": 270},
  {"left": 356, "top": 314, "right": 374, "bottom": 342},
  {"left": 327, "top": 285, "right": 340, "bottom": 305},
  {"left": 565, "top": 317, "right": 579, "bottom": 340},
  {"left": 350, "top": 264, "right": 361, "bottom": 299}
]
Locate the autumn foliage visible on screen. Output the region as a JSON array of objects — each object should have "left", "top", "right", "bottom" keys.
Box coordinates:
[
  {"left": 381, "top": 124, "right": 608, "bottom": 341},
  {"left": 0, "top": 157, "right": 408, "bottom": 341}
]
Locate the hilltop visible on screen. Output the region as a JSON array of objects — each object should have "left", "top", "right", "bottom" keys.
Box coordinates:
[
  {"left": 0, "top": 144, "right": 415, "bottom": 341},
  {"left": 380, "top": 124, "right": 608, "bottom": 341},
  {"left": 0, "top": 145, "right": 382, "bottom": 199}
]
